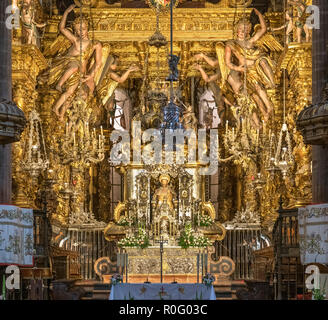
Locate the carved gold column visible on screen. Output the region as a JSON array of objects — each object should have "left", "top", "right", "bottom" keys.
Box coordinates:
[
  {"left": 11, "top": 44, "right": 47, "bottom": 208},
  {"left": 280, "top": 43, "right": 312, "bottom": 207}
]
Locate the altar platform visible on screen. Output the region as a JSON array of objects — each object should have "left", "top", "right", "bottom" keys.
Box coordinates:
[
  {"left": 119, "top": 247, "right": 203, "bottom": 284},
  {"left": 109, "top": 283, "right": 216, "bottom": 300}
]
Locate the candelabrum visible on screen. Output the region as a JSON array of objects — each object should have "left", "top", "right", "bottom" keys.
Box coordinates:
[
  {"left": 223, "top": 114, "right": 294, "bottom": 179},
  {"left": 21, "top": 110, "right": 49, "bottom": 180},
  {"left": 222, "top": 116, "right": 267, "bottom": 167},
  {"left": 61, "top": 118, "right": 105, "bottom": 166}
]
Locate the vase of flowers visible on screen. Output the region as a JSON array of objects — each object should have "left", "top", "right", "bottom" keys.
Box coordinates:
[
  {"left": 178, "top": 224, "right": 212, "bottom": 249},
  {"left": 117, "top": 227, "right": 150, "bottom": 249},
  {"left": 193, "top": 234, "right": 212, "bottom": 248},
  {"left": 111, "top": 273, "right": 123, "bottom": 286},
  {"left": 117, "top": 216, "right": 132, "bottom": 227},
  {"left": 178, "top": 224, "right": 195, "bottom": 249},
  {"left": 202, "top": 273, "right": 216, "bottom": 288}
]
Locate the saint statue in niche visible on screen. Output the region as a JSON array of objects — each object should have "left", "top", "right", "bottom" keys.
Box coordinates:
[{"left": 153, "top": 174, "right": 176, "bottom": 215}]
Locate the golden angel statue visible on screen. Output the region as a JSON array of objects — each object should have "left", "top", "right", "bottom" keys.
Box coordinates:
[
  {"left": 20, "top": 0, "right": 46, "bottom": 46},
  {"left": 38, "top": 4, "right": 102, "bottom": 121},
  {"left": 194, "top": 8, "right": 283, "bottom": 127}
]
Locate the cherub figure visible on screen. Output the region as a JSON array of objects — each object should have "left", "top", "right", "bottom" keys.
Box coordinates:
[
  {"left": 288, "top": 0, "right": 310, "bottom": 43},
  {"left": 20, "top": 0, "right": 46, "bottom": 46},
  {"left": 38, "top": 4, "right": 102, "bottom": 121},
  {"left": 270, "top": 10, "right": 294, "bottom": 44}
]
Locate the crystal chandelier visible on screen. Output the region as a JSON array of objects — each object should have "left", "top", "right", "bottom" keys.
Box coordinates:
[{"left": 21, "top": 110, "right": 49, "bottom": 179}]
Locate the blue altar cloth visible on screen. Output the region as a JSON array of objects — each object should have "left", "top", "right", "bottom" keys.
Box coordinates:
[{"left": 109, "top": 283, "right": 216, "bottom": 300}]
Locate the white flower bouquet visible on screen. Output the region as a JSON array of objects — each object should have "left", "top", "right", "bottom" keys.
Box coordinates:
[{"left": 202, "top": 273, "right": 216, "bottom": 287}]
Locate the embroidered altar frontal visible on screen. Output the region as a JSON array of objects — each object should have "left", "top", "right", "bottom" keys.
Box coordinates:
[
  {"left": 298, "top": 203, "right": 328, "bottom": 265},
  {"left": 109, "top": 283, "right": 216, "bottom": 300},
  {"left": 0, "top": 205, "right": 34, "bottom": 266},
  {"left": 124, "top": 247, "right": 203, "bottom": 283}
]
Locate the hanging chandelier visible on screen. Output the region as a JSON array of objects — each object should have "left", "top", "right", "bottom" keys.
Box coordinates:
[
  {"left": 274, "top": 123, "right": 293, "bottom": 178},
  {"left": 265, "top": 131, "right": 280, "bottom": 176}
]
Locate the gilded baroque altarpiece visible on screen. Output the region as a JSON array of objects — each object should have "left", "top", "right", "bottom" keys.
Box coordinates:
[{"left": 10, "top": 0, "right": 312, "bottom": 245}]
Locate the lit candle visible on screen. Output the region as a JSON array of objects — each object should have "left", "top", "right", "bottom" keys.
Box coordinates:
[
  {"left": 262, "top": 120, "right": 265, "bottom": 135},
  {"left": 101, "top": 125, "right": 103, "bottom": 137},
  {"left": 225, "top": 120, "right": 228, "bottom": 134},
  {"left": 232, "top": 127, "right": 235, "bottom": 139}
]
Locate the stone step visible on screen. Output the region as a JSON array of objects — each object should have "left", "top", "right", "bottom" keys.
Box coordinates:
[
  {"left": 91, "top": 293, "right": 110, "bottom": 300},
  {"left": 93, "top": 290, "right": 110, "bottom": 294}
]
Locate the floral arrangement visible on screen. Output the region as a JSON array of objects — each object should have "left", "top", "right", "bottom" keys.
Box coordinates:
[
  {"left": 312, "top": 278, "right": 327, "bottom": 300},
  {"left": 178, "top": 224, "right": 212, "bottom": 249},
  {"left": 178, "top": 224, "right": 195, "bottom": 249},
  {"left": 196, "top": 214, "right": 214, "bottom": 227},
  {"left": 111, "top": 273, "right": 123, "bottom": 286},
  {"left": 202, "top": 273, "right": 216, "bottom": 287},
  {"left": 193, "top": 234, "right": 212, "bottom": 247},
  {"left": 117, "top": 216, "right": 132, "bottom": 226},
  {"left": 312, "top": 288, "right": 326, "bottom": 300},
  {"left": 117, "top": 227, "right": 150, "bottom": 249}
]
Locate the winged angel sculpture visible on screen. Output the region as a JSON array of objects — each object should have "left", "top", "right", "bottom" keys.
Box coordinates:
[
  {"left": 194, "top": 8, "right": 283, "bottom": 128},
  {"left": 39, "top": 4, "right": 139, "bottom": 125}
]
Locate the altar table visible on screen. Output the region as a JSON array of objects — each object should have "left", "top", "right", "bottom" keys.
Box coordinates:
[{"left": 109, "top": 283, "right": 216, "bottom": 300}]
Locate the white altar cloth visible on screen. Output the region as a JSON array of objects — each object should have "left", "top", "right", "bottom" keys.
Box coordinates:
[
  {"left": 0, "top": 205, "right": 34, "bottom": 266},
  {"left": 109, "top": 283, "right": 216, "bottom": 300},
  {"left": 298, "top": 203, "right": 328, "bottom": 264}
]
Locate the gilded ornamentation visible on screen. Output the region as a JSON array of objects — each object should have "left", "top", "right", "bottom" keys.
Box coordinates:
[
  {"left": 9, "top": 3, "right": 313, "bottom": 272},
  {"left": 38, "top": 5, "right": 103, "bottom": 121}
]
